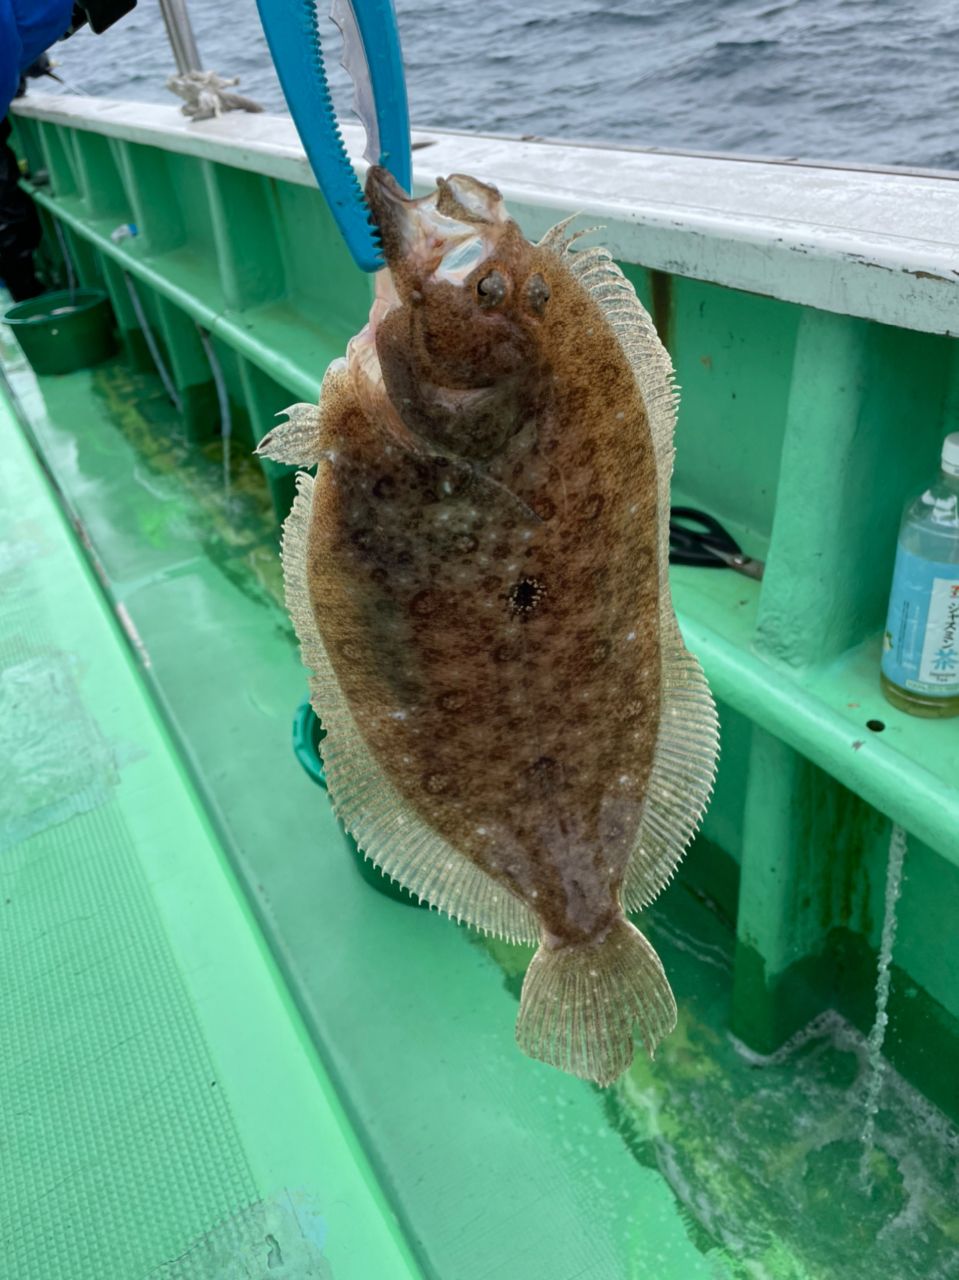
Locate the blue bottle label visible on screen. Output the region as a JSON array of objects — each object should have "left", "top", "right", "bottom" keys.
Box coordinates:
[{"left": 882, "top": 545, "right": 959, "bottom": 695}]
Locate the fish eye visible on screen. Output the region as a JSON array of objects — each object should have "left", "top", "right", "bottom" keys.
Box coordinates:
[
  {"left": 476, "top": 269, "right": 507, "bottom": 308},
  {"left": 525, "top": 273, "right": 550, "bottom": 315}
]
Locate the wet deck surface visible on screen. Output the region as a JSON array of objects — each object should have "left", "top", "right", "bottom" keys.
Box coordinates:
[
  {"left": 3, "top": 328, "right": 958, "bottom": 1278},
  {"left": 0, "top": 380, "right": 420, "bottom": 1279}
]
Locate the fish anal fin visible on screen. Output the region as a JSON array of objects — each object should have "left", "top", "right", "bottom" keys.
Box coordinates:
[
  {"left": 516, "top": 916, "right": 677, "bottom": 1085},
  {"left": 281, "top": 469, "right": 539, "bottom": 946},
  {"left": 624, "top": 628, "right": 719, "bottom": 911}
]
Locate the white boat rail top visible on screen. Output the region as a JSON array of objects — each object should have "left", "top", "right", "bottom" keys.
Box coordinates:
[{"left": 13, "top": 93, "right": 959, "bottom": 336}]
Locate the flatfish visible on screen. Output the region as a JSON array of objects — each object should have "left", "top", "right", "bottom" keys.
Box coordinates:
[{"left": 257, "top": 167, "right": 718, "bottom": 1085}]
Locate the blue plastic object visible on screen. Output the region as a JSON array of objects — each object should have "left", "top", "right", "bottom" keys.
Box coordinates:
[{"left": 256, "top": 0, "right": 411, "bottom": 272}]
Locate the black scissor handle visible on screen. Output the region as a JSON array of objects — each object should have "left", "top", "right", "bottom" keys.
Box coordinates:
[{"left": 669, "top": 506, "right": 743, "bottom": 568}]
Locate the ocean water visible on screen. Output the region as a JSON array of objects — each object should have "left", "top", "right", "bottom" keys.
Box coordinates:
[{"left": 38, "top": 0, "right": 958, "bottom": 170}]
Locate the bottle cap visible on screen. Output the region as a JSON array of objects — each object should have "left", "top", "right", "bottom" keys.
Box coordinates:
[{"left": 942, "top": 432, "right": 959, "bottom": 477}]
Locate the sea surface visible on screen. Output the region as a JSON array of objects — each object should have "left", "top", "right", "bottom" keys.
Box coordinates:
[{"left": 37, "top": 0, "right": 959, "bottom": 170}]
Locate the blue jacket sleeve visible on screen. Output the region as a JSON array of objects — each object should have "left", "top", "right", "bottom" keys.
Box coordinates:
[{"left": 1, "top": 0, "right": 75, "bottom": 119}]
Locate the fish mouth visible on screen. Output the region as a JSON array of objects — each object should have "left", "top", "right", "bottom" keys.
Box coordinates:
[
  {"left": 365, "top": 166, "right": 508, "bottom": 277},
  {"left": 364, "top": 165, "right": 416, "bottom": 267},
  {"left": 357, "top": 168, "right": 533, "bottom": 455}
]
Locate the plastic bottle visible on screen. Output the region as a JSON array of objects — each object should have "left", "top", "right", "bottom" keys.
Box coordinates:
[{"left": 881, "top": 432, "right": 959, "bottom": 717}]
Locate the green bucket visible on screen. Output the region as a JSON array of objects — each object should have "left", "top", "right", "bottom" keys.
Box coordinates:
[
  {"left": 4, "top": 288, "right": 116, "bottom": 375},
  {"left": 292, "top": 699, "right": 425, "bottom": 908}
]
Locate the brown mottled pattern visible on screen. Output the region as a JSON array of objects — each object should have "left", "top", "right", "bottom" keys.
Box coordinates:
[{"left": 305, "top": 173, "right": 662, "bottom": 949}]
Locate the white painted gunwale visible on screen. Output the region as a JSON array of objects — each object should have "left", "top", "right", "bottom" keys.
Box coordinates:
[{"left": 13, "top": 93, "right": 959, "bottom": 335}]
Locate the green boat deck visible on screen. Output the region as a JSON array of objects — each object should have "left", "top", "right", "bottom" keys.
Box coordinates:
[{"left": 0, "top": 376, "right": 421, "bottom": 1279}]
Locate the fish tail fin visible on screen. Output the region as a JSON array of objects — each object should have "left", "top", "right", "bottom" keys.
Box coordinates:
[{"left": 515, "top": 916, "right": 676, "bottom": 1086}]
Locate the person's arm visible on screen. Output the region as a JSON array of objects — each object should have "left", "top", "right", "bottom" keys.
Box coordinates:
[
  {"left": 0, "top": 0, "right": 75, "bottom": 118},
  {"left": 0, "top": 0, "right": 24, "bottom": 118}
]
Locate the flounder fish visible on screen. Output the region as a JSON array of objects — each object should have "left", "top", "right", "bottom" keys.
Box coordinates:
[{"left": 257, "top": 167, "right": 719, "bottom": 1086}]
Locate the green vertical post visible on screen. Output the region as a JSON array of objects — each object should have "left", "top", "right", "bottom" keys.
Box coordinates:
[
  {"left": 754, "top": 311, "right": 873, "bottom": 667},
  {"left": 270, "top": 181, "right": 371, "bottom": 339},
  {"left": 732, "top": 312, "right": 869, "bottom": 1047},
  {"left": 72, "top": 131, "right": 129, "bottom": 222},
  {"left": 202, "top": 162, "right": 285, "bottom": 312},
  {"left": 111, "top": 140, "right": 185, "bottom": 255},
  {"left": 99, "top": 255, "right": 153, "bottom": 371},
  {"left": 10, "top": 116, "right": 45, "bottom": 179},
  {"left": 63, "top": 223, "right": 101, "bottom": 288},
  {"left": 732, "top": 730, "right": 825, "bottom": 1049},
  {"left": 756, "top": 310, "right": 953, "bottom": 667},
  {"left": 154, "top": 296, "right": 217, "bottom": 439},
  {"left": 32, "top": 205, "right": 63, "bottom": 288},
  {"left": 731, "top": 728, "right": 884, "bottom": 1051},
  {"left": 36, "top": 121, "right": 77, "bottom": 197}
]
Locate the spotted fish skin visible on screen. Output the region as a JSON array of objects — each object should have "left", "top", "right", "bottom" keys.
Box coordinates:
[{"left": 260, "top": 168, "right": 718, "bottom": 1085}]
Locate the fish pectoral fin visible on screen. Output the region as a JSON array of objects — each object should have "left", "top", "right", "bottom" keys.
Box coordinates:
[
  {"left": 256, "top": 402, "right": 328, "bottom": 466},
  {"left": 462, "top": 462, "right": 544, "bottom": 527},
  {"left": 516, "top": 917, "right": 676, "bottom": 1086}
]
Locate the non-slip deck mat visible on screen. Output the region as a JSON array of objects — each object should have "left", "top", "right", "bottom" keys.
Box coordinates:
[{"left": 0, "top": 387, "right": 420, "bottom": 1279}]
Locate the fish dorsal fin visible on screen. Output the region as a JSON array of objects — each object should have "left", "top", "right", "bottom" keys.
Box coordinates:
[
  {"left": 547, "top": 230, "right": 719, "bottom": 909},
  {"left": 282, "top": 469, "right": 539, "bottom": 944}
]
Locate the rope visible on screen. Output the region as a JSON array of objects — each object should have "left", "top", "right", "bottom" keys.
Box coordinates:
[
  {"left": 122, "top": 271, "right": 183, "bottom": 414},
  {"left": 196, "top": 324, "right": 232, "bottom": 496}
]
